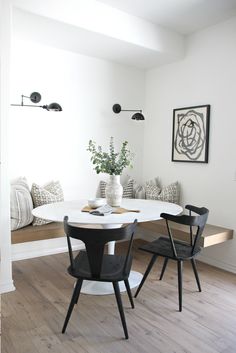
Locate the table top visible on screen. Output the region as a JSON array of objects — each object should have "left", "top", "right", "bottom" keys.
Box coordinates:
[{"left": 32, "top": 199, "right": 183, "bottom": 225}]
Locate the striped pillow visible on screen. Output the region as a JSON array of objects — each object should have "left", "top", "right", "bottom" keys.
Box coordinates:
[
  {"left": 99, "top": 178, "right": 134, "bottom": 199},
  {"left": 11, "top": 177, "right": 34, "bottom": 231},
  {"left": 123, "top": 178, "right": 134, "bottom": 198},
  {"left": 99, "top": 180, "right": 107, "bottom": 199}
]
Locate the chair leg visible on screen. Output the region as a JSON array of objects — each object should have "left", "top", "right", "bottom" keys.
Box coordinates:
[
  {"left": 177, "top": 261, "right": 183, "bottom": 312},
  {"left": 113, "top": 281, "right": 129, "bottom": 339},
  {"left": 124, "top": 279, "right": 134, "bottom": 309},
  {"left": 62, "top": 279, "right": 83, "bottom": 333},
  {"left": 159, "top": 257, "right": 169, "bottom": 280},
  {"left": 75, "top": 281, "right": 82, "bottom": 304},
  {"left": 134, "top": 254, "right": 158, "bottom": 298},
  {"left": 191, "top": 258, "right": 202, "bottom": 292}
]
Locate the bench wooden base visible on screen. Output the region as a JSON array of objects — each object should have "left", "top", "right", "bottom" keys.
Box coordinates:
[
  {"left": 11, "top": 222, "right": 65, "bottom": 244},
  {"left": 11, "top": 219, "right": 233, "bottom": 248},
  {"left": 139, "top": 219, "right": 233, "bottom": 248},
  {"left": 11, "top": 222, "right": 103, "bottom": 244}
]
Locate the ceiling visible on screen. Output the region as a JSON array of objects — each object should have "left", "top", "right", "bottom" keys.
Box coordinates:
[
  {"left": 12, "top": 0, "right": 236, "bottom": 69},
  {"left": 13, "top": 9, "right": 181, "bottom": 69},
  {"left": 98, "top": 0, "right": 236, "bottom": 34}
]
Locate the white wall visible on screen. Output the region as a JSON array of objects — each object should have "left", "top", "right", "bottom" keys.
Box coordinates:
[
  {"left": 10, "top": 39, "right": 145, "bottom": 200},
  {"left": 0, "top": 0, "right": 15, "bottom": 294},
  {"left": 143, "top": 16, "right": 236, "bottom": 273},
  {"left": 9, "top": 13, "right": 236, "bottom": 274}
]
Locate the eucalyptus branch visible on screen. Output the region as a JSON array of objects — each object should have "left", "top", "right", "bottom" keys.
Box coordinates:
[{"left": 87, "top": 137, "right": 133, "bottom": 175}]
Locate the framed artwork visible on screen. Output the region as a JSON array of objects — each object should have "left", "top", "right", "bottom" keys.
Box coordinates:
[{"left": 172, "top": 105, "right": 210, "bottom": 163}]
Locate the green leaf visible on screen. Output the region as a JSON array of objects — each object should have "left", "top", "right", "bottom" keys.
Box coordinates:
[{"left": 87, "top": 137, "right": 134, "bottom": 175}]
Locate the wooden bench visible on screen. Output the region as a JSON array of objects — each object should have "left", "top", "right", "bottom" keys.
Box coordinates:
[
  {"left": 12, "top": 219, "right": 234, "bottom": 247},
  {"left": 139, "top": 219, "right": 234, "bottom": 247},
  {"left": 11, "top": 222, "right": 101, "bottom": 244},
  {"left": 11, "top": 222, "right": 65, "bottom": 244}
]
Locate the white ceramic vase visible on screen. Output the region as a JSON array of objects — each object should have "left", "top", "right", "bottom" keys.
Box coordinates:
[{"left": 105, "top": 175, "right": 123, "bottom": 207}]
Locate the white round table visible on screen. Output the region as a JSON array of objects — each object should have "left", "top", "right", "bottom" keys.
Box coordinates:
[{"left": 32, "top": 199, "right": 182, "bottom": 295}]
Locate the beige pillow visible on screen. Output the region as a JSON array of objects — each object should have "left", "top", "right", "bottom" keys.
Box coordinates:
[
  {"left": 11, "top": 177, "right": 34, "bottom": 231},
  {"left": 133, "top": 181, "right": 146, "bottom": 199},
  {"left": 31, "top": 181, "right": 64, "bottom": 226}
]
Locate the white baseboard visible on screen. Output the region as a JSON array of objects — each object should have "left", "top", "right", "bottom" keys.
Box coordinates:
[
  {"left": 11, "top": 237, "right": 84, "bottom": 261},
  {"left": 197, "top": 253, "right": 236, "bottom": 274},
  {"left": 0, "top": 280, "right": 15, "bottom": 294}
]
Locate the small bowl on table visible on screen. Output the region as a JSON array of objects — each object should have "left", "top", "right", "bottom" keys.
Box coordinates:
[{"left": 88, "top": 198, "right": 106, "bottom": 209}]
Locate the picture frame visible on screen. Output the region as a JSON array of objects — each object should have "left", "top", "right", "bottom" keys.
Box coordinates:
[{"left": 172, "top": 105, "right": 210, "bottom": 163}]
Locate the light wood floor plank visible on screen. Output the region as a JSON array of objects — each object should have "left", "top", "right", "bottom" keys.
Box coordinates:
[{"left": 2, "top": 240, "right": 236, "bottom": 353}]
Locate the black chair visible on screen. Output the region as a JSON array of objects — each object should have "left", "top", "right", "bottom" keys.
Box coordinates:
[
  {"left": 134, "top": 205, "right": 209, "bottom": 311},
  {"left": 62, "top": 216, "right": 137, "bottom": 339}
]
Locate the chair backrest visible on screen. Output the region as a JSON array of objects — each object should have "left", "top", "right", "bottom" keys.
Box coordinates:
[
  {"left": 160, "top": 205, "right": 209, "bottom": 258},
  {"left": 64, "top": 216, "right": 137, "bottom": 278}
]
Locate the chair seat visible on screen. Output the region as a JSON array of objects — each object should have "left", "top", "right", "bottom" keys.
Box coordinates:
[
  {"left": 139, "top": 237, "right": 201, "bottom": 260},
  {"left": 68, "top": 251, "right": 132, "bottom": 282}
]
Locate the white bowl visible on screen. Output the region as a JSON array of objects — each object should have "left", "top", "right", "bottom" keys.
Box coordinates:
[{"left": 88, "top": 198, "right": 106, "bottom": 209}]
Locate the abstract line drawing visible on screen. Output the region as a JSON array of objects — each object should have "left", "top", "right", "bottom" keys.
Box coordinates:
[{"left": 172, "top": 105, "right": 210, "bottom": 163}]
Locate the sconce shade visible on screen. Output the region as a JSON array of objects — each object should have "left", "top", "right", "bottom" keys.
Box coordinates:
[
  {"left": 131, "top": 112, "right": 145, "bottom": 120},
  {"left": 45, "top": 103, "right": 62, "bottom": 111},
  {"left": 112, "top": 103, "right": 145, "bottom": 120}
]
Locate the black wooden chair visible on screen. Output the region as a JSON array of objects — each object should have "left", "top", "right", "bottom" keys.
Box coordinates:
[
  {"left": 134, "top": 205, "right": 209, "bottom": 311},
  {"left": 62, "top": 216, "right": 137, "bottom": 339}
]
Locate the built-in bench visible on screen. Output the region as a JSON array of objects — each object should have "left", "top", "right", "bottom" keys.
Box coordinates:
[
  {"left": 139, "top": 219, "right": 234, "bottom": 248},
  {"left": 11, "top": 219, "right": 234, "bottom": 247},
  {"left": 11, "top": 222, "right": 64, "bottom": 244}
]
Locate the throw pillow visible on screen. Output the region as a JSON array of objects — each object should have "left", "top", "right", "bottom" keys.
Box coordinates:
[
  {"left": 99, "top": 178, "right": 134, "bottom": 199},
  {"left": 145, "top": 177, "right": 162, "bottom": 200},
  {"left": 145, "top": 184, "right": 162, "bottom": 200},
  {"left": 146, "top": 177, "right": 160, "bottom": 187},
  {"left": 99, "top": 180, "right": 107, "bottom": 199},
  {"left": 10, "top": 177, "right": 34, "bottom": 231},
  {"left": 133, "top": 181, "right": 146, "bottom": 199},
  {"left": 133, "top": 178, "right": 160, "bottom": 199},
  {"left": 31, "top": 180, "right": 64, "bottom": 225},
  {"left": 146, "top": 181, "right": 180, "bottom": 204},
  {"left": 123, "top": 178, "right": 134, "bottom": 198},
  {"left": 158, "top": 181, "right": 180, "bottom": 204}
]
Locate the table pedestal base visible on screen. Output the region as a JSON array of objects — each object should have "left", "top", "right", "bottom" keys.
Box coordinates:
[{"left": 81, "top": 270, "right": 142, "bottom": 295}]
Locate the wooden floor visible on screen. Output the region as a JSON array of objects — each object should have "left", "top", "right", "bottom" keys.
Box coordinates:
[{"left": 2, "top": 240, "right": 236, "bottom": 353}]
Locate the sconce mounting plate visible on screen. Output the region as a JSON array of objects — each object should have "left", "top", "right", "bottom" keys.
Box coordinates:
[{"left": 30, "top": 92, "right": 41, "bottom": 103}]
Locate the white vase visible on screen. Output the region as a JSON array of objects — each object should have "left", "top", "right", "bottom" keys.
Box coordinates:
[{"left": 105, "top": 175, "right": 123, "bottom": 207}]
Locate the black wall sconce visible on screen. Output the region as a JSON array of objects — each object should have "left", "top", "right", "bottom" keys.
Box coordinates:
[
  {"left": 11, "top": 92, "right": 62, "bottom": 111},
  {"left": 112, "top": 103, "right": 145, "bottom": 120}
]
